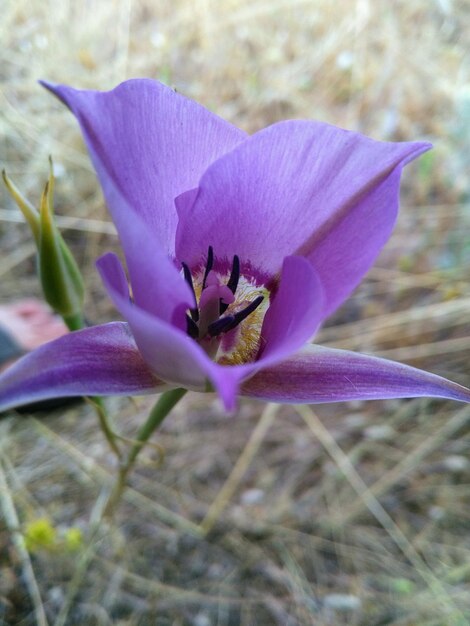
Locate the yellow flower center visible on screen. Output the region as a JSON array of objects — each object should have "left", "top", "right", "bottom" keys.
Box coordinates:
[{"left": 182, "top": 247, "right": 270, "bottom": 365}]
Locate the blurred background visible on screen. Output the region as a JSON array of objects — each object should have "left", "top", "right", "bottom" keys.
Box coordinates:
[{"left": 1, "top": 1, "right": 470, "bottom": 624}]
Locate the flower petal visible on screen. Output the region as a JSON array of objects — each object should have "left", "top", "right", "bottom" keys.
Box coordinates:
[
  {"left": 97, "top": 250, "right": 241, "bottom": 406},
  {"left": 260, "top": 256, "right": 324, "bottom": 360},
  {"left": 176, "top": 120, "right": 430, "bottom": 316},
  {"left": 242, "top": 344, "right": 470, "bottom": 404},
  {"left": 41, "top": 79, "right": 246, "bottom": 255},
  {"left": 204, "top": 257, "right": 326, "bottom": 410},
  {"left": 302, "top": 166, "right": 411, "bottom": 318},
  {"left": 0, "top": 322, "right": 163, "bottom": 412},
  {"left": 96, "top": 249, "right": 192, "bottom": 330}
]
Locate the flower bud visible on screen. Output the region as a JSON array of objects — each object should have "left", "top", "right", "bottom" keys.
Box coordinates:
[
  {"left": 2, "top": 170, "right": 40, "bottom": 243},
  {"left": 3, "top": 160, "right": 85, "bottom": 328}
]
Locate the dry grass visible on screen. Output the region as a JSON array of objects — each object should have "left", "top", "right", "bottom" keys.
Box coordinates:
[{"left": 1, "top": 0, "right": 470, "bottom": 624}]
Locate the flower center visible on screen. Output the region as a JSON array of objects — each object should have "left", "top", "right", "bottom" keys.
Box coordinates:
[{"left": 181, "top": 247, "right": 269, "bottom": 364}]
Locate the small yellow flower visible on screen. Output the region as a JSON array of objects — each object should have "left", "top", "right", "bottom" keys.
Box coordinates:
[
  {"left": 24, "top": 518, "right": 57, "bottom": 552},
  {"left": 64, "top": 527, "right": 83, "bottom": 551}
]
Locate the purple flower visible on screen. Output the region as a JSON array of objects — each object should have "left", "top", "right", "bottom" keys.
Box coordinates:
[{"left": 1, "top": 79, "right": 470, "bottom": 412}]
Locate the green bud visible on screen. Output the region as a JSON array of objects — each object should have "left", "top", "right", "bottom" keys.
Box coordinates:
[
  {"left": 2, "top": 170, "right": 40, "bottom": 243},
  {"left": 3, "top": 160, "right": 85, "bottom": 328},
  {"left": 39, "top": 161, "right": 85, "bottom": 323}
]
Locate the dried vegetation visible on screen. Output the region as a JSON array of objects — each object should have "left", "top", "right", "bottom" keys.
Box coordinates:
[{"left": 1, "top": 0, "right": 470, "bottom": 624}]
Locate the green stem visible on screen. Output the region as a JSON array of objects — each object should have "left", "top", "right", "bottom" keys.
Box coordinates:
[
  {"left": 87, "top": 397, "right": 122, "bottom": 460},
  {"left": 127, "top": 388, "right": 187, "bottom": 468},
  {"left": 104, "top": 388, "right": 187, "bottom": 518}
]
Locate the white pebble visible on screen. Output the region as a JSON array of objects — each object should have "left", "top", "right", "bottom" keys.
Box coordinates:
[
  {"left": 344, "top": 413, "right": 367, "bottom": 429},
  {"left": 52, "top": 161, "right": 65, "bottom": 178},
  {"left": 150, "top": 32, "right": 167, "bottom": 49},
  {"left": 240, "top": 488, "right": 265, "bottom": 505},
  {"left": 364, "top": 424, "right": 395, "bottom": 441},
  {"left": 443, "top": 455, "right": 469, "bottom": 472},
  {"left": 193, "top": 613, "right": 211, "bottom": 626},
  {"left": 336, "top": 51, "right": 354, "bottom": 70},
  {"left": 323, "top": 593, "right": 362, "bottom": 611},
  {"left": 429, "top": 505, "right": 445, "bottom": 521}
]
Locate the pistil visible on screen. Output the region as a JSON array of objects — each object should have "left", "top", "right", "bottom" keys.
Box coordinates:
[{"left": 198, "top": 270, "right": 235, "bottom": 337}]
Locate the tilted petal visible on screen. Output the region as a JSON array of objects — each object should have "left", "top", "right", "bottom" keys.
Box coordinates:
[
  {"left": 260, "top": 256, "right": 324, "bottom": 360},
  {"left": 97, "top": 252, "right": 208, "bottom": 389},
  {"left": 96, "top": 249, "right": 193, "bottom": 330},
  {"left": 41, "top": 79, "right": 246, "bottom": 256},
  {"left": 242, "top": 344, "right": 470, "bottom": 404},
  {"left": 97, "top": 250, "right": 244, "bottom": 408},
  {"left": 0, "top": 322, "right": 164, "bottom": 413},
  {"left": 302, "top": 167, "right": 411, "bottom": 318},
  {"left": 209, "top": 257, "right": 326, "bottom": 410},
  {"left": 176, "top": 120, "right": 430, "bottom": 318}
]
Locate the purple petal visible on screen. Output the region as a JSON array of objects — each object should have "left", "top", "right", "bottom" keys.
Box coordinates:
[
  {"left": 205, "top": 257, "right": 325, "bottom": 410},
  {"left": 260, "top": 256, "right": 324, "bottom": 360},
  {"left": 242, "top": 345, "right": 470, "bottom": 404},
  {"left": 97, "top": 250, "right": 244, "bottom": 408},
  {"left": 302, "top": 167, "right": 408, "bottom": 318},
  {"left": 41, "top": 79, "right": 246, "bottom": 256},
  {"left": 0, "top": 322, "right": 163, "bottom": 412},
  {"left": 176, "top": 120, "right": 430, "bottom": 317},
  {"left": 207, "top": 257, "right": 326, "bottom": 409},
  {"left": 96, "top": 251, "right": 192, "bottom": 330}
]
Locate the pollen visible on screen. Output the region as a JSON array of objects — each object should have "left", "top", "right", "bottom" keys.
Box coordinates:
[{"left": 217, "top": 276, "right": 269, "bottom": 365}]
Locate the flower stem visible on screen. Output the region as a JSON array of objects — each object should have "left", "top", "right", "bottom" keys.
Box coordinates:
[
  {"left": 104, "top": 388, "right": 187, "bottom": 518},
  {"left": 86, "top": 396, "right": 122, "bottom": 460}
]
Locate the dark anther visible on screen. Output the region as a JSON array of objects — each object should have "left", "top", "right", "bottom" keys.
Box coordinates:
[
  {"left": 182, "top": 262, "right": 199, "bottom": 321},
  {"left": 207, "top": 295, "right": 264, "bottom": 337},
  {"left": 227, "top": 255, "right": 240, "bottom": 294},
  {"left": 226, "top": 295, "right": 264, "bottom": 331},
  {"left": 220, "top": 254, "right": 240, "bottom": 314},
  {"left": 186, "top": 314, "right": 199, "bottom": 339},
  {"left": 202, "top": 245, "right": 214, "bottom": 290},
  {"left": 207, "top": 315, "right": 236, "bottom": 337}
]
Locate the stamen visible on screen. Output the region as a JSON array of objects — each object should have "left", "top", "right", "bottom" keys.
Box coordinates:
[
  {"left": 227, "top": 255, "right": 240, "bottom": 294},
  {"left": 182, "top": 262, "right": 199, "bottom": 321},
  {"left": 202, "top": 245, "right": 214, "bottom": 290},
  {"left": 220, "top": 254, "right": 240, "bottom": 314},
  {"left": 226, "top": 295, "right": 264, "bottom": 331},
  {"left": 207, "top": 315, "right": 236, "bottom": 337},
  {"left": 186, "top": 314, "right": 199, "bottom": 339},
  {"left": 207, "top": 295, "right": 264, "bottom": 337}
]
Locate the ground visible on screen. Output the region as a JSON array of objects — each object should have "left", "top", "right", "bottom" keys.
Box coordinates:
[{"left": 1, "top": 1, "right": 470, "bottom": 624}]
